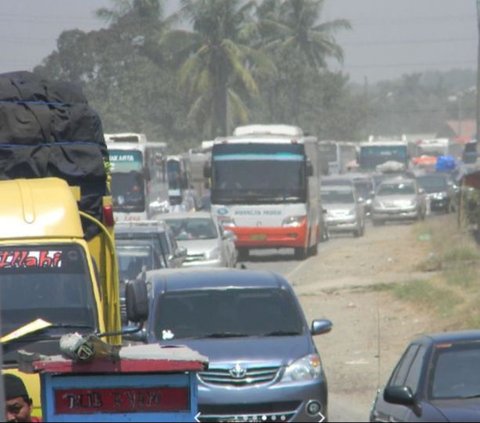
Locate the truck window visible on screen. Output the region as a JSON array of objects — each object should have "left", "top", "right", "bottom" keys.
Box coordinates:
[{"left": 0, "top": 244, "right": 97, "bottom": 336}]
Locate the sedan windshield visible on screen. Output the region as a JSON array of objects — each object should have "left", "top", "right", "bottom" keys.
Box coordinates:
[
  {"left": 166, "top": 218, "right": 218, "bottom": 241},
  {"left": 153, "top": 288, "right": 304, "bottom": 340},
  {"left": 430, "top": 341, "right": 480, "bottom": 400},
  {"left": 417, "top": 175, "right": 448, "bottom": 193},
  {"left": 116, "top": 244, "right": 156, "bottom": 281},
  {"left": 0, "top": 244, "right": 96, "bottom": 336}
]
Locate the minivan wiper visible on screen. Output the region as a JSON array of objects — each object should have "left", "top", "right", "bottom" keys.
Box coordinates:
[
  {"left": 460, "top": 393, "right": 480, "bottom": 399},
  {"left": 261, "top": 330, "right": 302, "bottom": 337},
  {"left": 198, "top": 332, "right": 250, "bottom": 339}
]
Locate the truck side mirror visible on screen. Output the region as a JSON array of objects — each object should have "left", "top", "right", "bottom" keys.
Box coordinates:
[{"left": 125, "top": 279, "right": 149, "bottom": 324}]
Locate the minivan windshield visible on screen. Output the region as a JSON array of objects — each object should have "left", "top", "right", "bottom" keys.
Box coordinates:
[
  {"left": 377, "top": 182, "right": 416, "bottom": 196},
  {"left": 321, "top": 189, "right": 355, "bottom": 204},
  {"left": 0, "top": 244, "right": 96, "bottom": 336},
  {"left": 153, "top": 288, "right": 304, "bottom": 340}
]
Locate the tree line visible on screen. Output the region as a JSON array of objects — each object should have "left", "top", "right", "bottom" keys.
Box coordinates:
[{"left": 34, "top": 0, "right": 476, "bottom": 152}]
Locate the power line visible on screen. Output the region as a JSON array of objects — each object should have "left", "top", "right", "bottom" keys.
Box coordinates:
[
  {"left": 343, "top": 38, "right": 476, "bottom": 47},
  {"left": 340, "top": 60, "right": 476, "bottom": 70}
]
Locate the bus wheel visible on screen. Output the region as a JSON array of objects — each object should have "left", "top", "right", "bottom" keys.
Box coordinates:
[
  {"left": 308, "top": 242, "right": 318, "bottom": 256},
  {"left": 238, "top": 248, "right": 249, "bottom": 261},
  {"left": 294, "top": 247, "right": 307, "bottom": 260}
]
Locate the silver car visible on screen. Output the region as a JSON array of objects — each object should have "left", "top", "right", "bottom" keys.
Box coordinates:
[
  {"left": 372, "top": 177, "right": 427, "bottom": 225},
  {"left": 162, "top": 212, "right": 238, "bottom": 268},
  {"left": 321, "top": 185, "right": 365, "bottom": 237}
]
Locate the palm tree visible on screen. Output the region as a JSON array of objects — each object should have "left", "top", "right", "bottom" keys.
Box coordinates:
[
  {"left": 257, "top": 0, "right": 351, "bottom": 124},
  {"left": 164, "top": 0, "right": 273, "bottom": 138}
]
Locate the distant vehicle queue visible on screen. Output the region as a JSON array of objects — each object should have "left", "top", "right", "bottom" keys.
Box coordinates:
[{"left": 107, "top": 129, "right": 467, "bottom": 270}]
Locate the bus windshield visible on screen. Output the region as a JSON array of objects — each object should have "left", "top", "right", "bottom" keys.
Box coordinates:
[
  {"left": 359, "top": 145, "right": 408, "bottom": 169},
  {"left": 212, "top": 160, "right": 306, "bottom": 204},
  {"left": 0, "top": 244, "right": 96, "bottom": 336},
  {"left": 111, "top": 172, "right": 146, "bottom": 212},
  {"left": 211, "top": 143, "right": 307, "bottom": 204}
]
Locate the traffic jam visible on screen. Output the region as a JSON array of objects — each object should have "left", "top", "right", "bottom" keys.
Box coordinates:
[{"left": 0, "top": 71, "right": 478, "bottom": 421}]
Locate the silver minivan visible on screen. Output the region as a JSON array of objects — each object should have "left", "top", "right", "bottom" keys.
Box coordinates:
[
  {"left": 321, "top": 185, "right": 365, "bottom": 237},
  {"left": 372, "top": 177, "right": 427, "bottom": 225}
]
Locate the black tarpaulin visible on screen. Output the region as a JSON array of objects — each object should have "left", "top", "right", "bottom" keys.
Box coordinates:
[{"left": 0, "top": 71, "right": 109, "bottom": 239}]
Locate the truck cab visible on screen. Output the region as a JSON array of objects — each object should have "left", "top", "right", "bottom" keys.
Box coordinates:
[{"left": 1, "top": 178, "right": 120, "bottom": 416}]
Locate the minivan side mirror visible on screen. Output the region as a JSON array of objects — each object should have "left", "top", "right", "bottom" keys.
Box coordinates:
[
  {"left": 125, "top": 279, "right": 149, "bottom": 324},
  {"left": 311, "top": 319, "right": 333, "bottom": 336},
  {"left": 384, "top": 386, "right": 415, "bottom": 406}
]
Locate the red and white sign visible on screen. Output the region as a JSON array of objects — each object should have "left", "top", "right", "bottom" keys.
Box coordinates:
[{"left": 54, "top": 387, "right": 189, "bottom": 414}]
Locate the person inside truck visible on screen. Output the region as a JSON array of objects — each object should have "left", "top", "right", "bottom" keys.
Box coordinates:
[{"left": 3, "top": 374, "right": 41, "bottom": 422}]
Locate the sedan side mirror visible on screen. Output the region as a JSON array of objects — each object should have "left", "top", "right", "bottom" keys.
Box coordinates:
[{"left": 384, "top": 386, "right": 415, "bottom": 406}]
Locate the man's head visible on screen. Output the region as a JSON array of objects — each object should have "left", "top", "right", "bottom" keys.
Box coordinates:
[{"left": 3, "top": 374, "right": 33, "bottom": 422}]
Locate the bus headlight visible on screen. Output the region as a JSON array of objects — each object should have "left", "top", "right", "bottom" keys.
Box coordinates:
[
  {"left": 282, "top": 215, "right": 306, "bottom": 227},
  {"left": 282, "top": 354, "right": 322, "bottom": 382}
]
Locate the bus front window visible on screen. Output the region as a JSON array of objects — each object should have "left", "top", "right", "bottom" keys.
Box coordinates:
[{"left": 111, "top": 171, "right": 146, "bottom": 212}]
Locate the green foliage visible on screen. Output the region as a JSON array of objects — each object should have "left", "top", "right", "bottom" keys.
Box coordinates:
[{"left": 32, "top": 0, "right": 476, "bottom": 150}]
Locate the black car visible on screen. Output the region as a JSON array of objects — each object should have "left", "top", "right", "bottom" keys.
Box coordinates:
[
  {"left": 416, "top": 173, "right": 458, "bottom": 213},
  {"left": 370, "top": 330, "right": 480, "bottom": 422}
]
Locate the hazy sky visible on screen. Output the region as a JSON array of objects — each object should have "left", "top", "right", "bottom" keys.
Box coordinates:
[{"left": 0, "top": 0, "right": 477, "bottom": 83}]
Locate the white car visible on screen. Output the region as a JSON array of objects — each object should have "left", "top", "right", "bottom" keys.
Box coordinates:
[{"left": 161, "top": 212, "right": 238, "bottom": 268}]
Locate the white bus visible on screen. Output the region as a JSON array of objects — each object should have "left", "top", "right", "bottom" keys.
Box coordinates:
[
  {"left": 105, "top": 133, "right": 168, "bottom": 221},
  {"left": 206, "top": 124, "right": 320, "bottom": 260}
]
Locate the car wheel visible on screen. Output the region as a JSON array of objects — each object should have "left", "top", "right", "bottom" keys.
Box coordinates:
[
  {"left": 309, "top": 242, "right": 318, "bottom": 256},
  {"left": 294, "top": 247, "right": 307, "bottom": 260}
]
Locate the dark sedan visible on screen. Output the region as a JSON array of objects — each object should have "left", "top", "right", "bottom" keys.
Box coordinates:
[{"left": 370, "top": 330, "right": 480, "bottom": 422}]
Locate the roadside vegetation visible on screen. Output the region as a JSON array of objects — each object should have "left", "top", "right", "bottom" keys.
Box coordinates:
[{"left": 378, "top": 214, "right": 480, "bottom": 330}]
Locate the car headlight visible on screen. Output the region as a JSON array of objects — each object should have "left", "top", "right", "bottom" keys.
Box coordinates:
[
  {"left": 205, "top": 248, "right": 220, "bottom": 260},
  {"left": 373, "top": 200, "right": 383, "bottom": 209},
  {"left": 409, "top": 199, "right": 417, "bottom": 207},
  {"left": 282, "top": 215, "right": 306, "bottom": 227},
  {"left": 282, "top": 354, "right": 322, "bottom": 383},
  {"left": 347, "top": 208, "right": 356, "bottom": 216},
  {"left": 433, "top": 192, "right": 447, "bottom": 200},
  {"left": 218, "top": 216, "right": 236, "bottom": 228}
]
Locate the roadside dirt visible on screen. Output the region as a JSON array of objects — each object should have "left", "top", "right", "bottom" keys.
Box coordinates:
[{"left": 290, "top": 221, "right": 445, "bottom": 421}]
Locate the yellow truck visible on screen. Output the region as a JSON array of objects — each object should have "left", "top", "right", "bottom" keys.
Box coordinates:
[
  {"left": 0, "top": 178, "right": 122, "bottom": 416},
  {"left": 0, "top": 71, "right": 125, "bottom": 417}
]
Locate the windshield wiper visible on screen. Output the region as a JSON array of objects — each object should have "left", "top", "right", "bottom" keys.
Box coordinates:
[
  {"left": 197, "top": 332, "right": 250, "bottom": 339},
  {"left": 261, "top": 330, "right": 302, "bottom": 337},
  {"left": 459, "top": 393, "right": 480, "bottom": 399}
]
